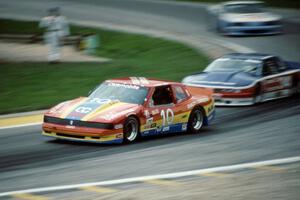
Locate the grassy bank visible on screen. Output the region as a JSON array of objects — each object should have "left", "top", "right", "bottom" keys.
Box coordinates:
[
  {"left": 0, "top": 19, "right": 209, "bottom": 114},
  {"left": 176, "top": 0, "right": 300, "bottom": 9}
]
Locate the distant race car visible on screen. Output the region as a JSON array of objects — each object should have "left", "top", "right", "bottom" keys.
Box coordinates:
[
  {"left": 43, "top": 77, "right": 215, "bottom": 144},
  {"left": 182, "top": 53, "right": 300, "bottom": 106},
  {"left": 207, "top": 1, "right": 282, "bottom": 35}
]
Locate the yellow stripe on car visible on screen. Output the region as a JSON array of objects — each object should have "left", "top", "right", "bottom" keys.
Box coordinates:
[
  {"left": 81, "top": 102, "right": 126, "bottom": 121},
  {"left": 173, "top": 111, "right": 190, "bottom": 124}
]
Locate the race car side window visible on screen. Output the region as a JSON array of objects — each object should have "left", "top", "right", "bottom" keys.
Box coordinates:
[
  {"left": 262, "top": 58, "right": 279, "bottom": 76},
  {"left": 151, "top": 86, "right": 174, "bottom": 106},
  {"left": 273, "top": 57, "right": 287, "bottom": 72},
  {"left": 173, "top": 85, "right": 187, "bottom": 103}
]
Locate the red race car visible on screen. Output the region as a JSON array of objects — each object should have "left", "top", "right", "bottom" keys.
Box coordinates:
[{"left": 42, "top": 77, "right": 215, "bottom": 144}]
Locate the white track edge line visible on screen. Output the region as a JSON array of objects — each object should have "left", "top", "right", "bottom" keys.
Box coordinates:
[
  {"left": 0, "top": 156, "right": 299, "bottom": 197},
  {"left": 0, "top": 122, "right": 42, "bottom": 130}
]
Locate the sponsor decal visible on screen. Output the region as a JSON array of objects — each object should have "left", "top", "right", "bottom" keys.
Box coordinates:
[
  {"left": 108, "top": 82, "right": 140, "bottom": 90},
  {"left": 263, "top": 76, "right": 292, "bottom": 92},
  {"left": 144, "top": 110, "right": 150, "bottom": 118},
  {"left": 151, "top": 109, "right": 159, "bottom": 115},
  {"left": 150, "top": 123, "right": 157, "bottom": 128},
  {"left": 129, "top": 77, "right": 149, "bottom": 85},
  {"left": 162, "top": 126, "right": 170, "bottom": 132},
  {"left": 114, "top": 124, "right": 123, "bottom": 129},
  {"left": 146, "top": 117, "right": 154, "bottom": 125},
  {"left": 144, "top": 118, "right": 156, "bottom": 130},
  {"left": 182, "top": 123, "right": 187, "bottom": 131},
  {"left": 139, "top": 77, "right": 149, "bottom": 85}
]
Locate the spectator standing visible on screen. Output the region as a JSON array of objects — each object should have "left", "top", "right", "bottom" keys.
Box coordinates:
[{"left": 39, "top": 7, "right": 69, "bottom": 63}]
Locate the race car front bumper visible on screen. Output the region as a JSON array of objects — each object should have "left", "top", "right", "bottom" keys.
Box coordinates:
[
  {"left": 42, "top": 122, "right": 123, "bottom": 144},
  {"left": 213, "top": 96, "right": 255, "bottom": 106},
  {"left": 223, "top": 24, "right": 282, "bottom": 36}
]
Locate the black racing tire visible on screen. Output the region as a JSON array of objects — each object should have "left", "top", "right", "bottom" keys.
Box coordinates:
[
  {"left": 123, "top": 116, "right": 140, "bottom": 144},
  {"left": 253, "top": 83, "right": 263, "bottom": 104},
  {"left": 292, "top": 76, "right": 300, "bottom": 95},
  {"left": 187, "top": 106, "right": 205, "bottom": 134}
]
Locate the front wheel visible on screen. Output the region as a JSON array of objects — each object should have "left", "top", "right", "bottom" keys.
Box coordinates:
[
  {"left": 187, "top": 107, "right": 205, "bottom": 134},
  {"left": 123, "top": 116, "right": 139, "bottom": 143}
]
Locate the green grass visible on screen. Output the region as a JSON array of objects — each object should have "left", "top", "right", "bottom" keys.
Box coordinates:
[
  {"left": 176, "top": 0, "right": 300, "bottom": 9},
  {"left": 0, "top": 19, "right": 209, "bottom": 114}
]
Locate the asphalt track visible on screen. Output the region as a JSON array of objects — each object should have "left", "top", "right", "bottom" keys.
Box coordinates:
[
  {"left": 0, "top": 0, "right": 300, "bottom": 196},
  {"left": 0, "top": 96, "right": 299, "bottom": 193}
]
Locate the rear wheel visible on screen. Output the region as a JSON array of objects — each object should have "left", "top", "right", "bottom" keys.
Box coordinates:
[
  {"left": 187, "top": 107, "right": 205, "bottom": 134},
  {"left": 292, "top": 76, "right": 300, "bottom": 95},
  {"left": 123, "top": 116, "right": 139, "bottom": 143},
  {"left": 253, "top": 83, "right": 263, "bottom": 104}
]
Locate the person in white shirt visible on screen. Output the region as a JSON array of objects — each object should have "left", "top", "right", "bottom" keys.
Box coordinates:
[{"left": 39, "top": 7, "right": 69, "bottom": 63}]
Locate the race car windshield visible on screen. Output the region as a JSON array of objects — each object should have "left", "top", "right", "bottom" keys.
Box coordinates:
[
  {"left": 89, "top": 82, "right": 148, "bottom": 105},
  {"left": 224, "top": 3, "right": 264, "bottom": 13},
  {"left": 204, "top": 58, "right": 261, "bottom": 74}
]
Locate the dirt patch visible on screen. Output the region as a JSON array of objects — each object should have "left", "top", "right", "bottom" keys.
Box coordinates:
[{"left": 0, "top": 40, "right": 110, "bottom": 63}]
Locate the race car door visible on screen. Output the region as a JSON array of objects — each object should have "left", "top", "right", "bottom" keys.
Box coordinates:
[
  {"left": 260, "top": 57, "right": 293, "bottom": 100},
  {"left": 145, "top": 85, "right": 181, "bottom": 134}
]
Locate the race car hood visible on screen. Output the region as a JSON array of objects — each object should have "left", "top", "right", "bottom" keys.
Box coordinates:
[
  {"left": 220, "top": 12, "right": 281, "bottom": 23},
  {"left": 182, "top": 71, "right": 257, "bottom": 88},
  {"left": 46, "top": 97, "right": 141, "bottom": 123}
]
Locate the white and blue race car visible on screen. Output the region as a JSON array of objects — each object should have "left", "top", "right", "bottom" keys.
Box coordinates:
[
  {"left": 182, "top": 53, "right": 300, "bottom": 106},
  {"left": 207, "top": 1, "right": 282, "bottom": 36}
]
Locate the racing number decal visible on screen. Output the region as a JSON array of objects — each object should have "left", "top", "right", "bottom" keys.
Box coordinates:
[
  {"left": 263, "top": 76, "right": 292, "bottom": 92},
  {"left": 160, "top": 108, "right": 174, "bottom": 126}
]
